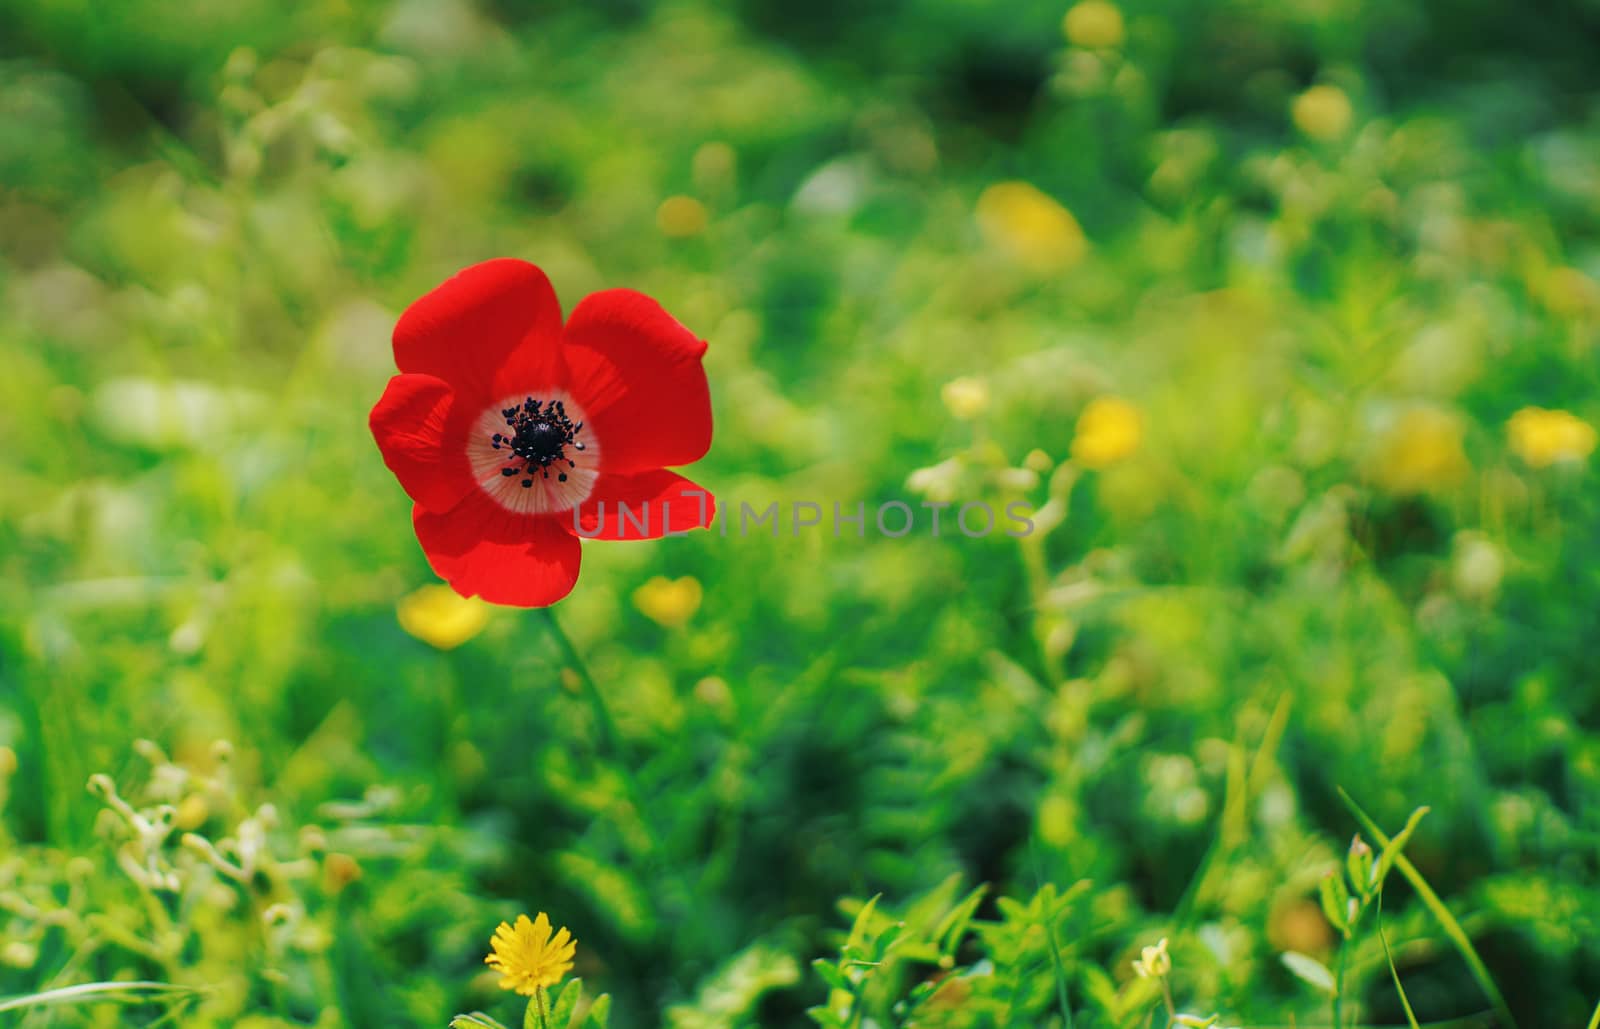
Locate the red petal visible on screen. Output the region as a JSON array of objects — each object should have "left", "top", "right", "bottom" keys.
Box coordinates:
[
  {"left": 562, "top": 289, "right": 712, "bottom": 474},
  {"left": 570, "top": 470, "right": 716, "bottom": 540},
  {"left": 413, "top": 494, "right": 582, "bottom": 607},
  {"left": 394, "top": 259, "right": 564, "bottom": 404},
  {"left": 369, "top": 374, "right": 475, "bottom": 513}
]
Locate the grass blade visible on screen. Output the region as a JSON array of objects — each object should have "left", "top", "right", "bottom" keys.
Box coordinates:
[
  {"left": 1377, "top": 894, "right": 1421, "bottom": 1029},
  {"left": 1337, "top": 787, "right": 1517, "bottom": 1029},
  {"left": 0, "top": 980, "right": 199, "bottom": 1014}
]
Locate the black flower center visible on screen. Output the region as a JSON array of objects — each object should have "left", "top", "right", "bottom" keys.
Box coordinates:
[{"left": 491, "top": 397, "right": 586, "bottom": 489}]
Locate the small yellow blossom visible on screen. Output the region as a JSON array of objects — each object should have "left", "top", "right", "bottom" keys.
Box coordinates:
[
  {"left": 0, "top": 745, "right": 16, "bottom": 778},
  {"left": 633, "top": 575, "right": 702, "bottom": 628},
  {"left": 1063, "top": 1, "right": 1125, "bottom": 49},
  {"left": 657, "top": 195, "right": 709, "bottom": 237},
  {"left": 907, "top": 457, "right": 965, "bottom": 503},
  {"left": 397, "top": 584, "right": 490, "bottom": 650},
  {"left": 174, "top": 793, "right": 210, "bottom": 831},
  {"left": 1292, "top": 84, "right": 1353, "bottom": 142},
  {"left": 940, "top": 376, "right": 990, "bottom": 420},
  {"left": 485, "top": 912, "right": 576, "bottom": 996},
  {"left": 1, "top": 940, "right": 38, "bottom": 969},
  {"left": 1507, "top": 407, "right": 1596, "bottom": 468},
  {"left": 1133, "top": 936, "right": 1171, "bottom": 979},
  {"left": 1365, "top": 404, "right": 1469, "bottom": 495},
  {"left": 1071, "top": 396, "right": 1142, "bottom": 469},
  {"left": 977, "top": 181, "right": 1088, "bottom": 273}
]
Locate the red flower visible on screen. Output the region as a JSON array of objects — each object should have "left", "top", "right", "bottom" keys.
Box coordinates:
[{"left": 370, "top": 259, "right": 716, "bottom": 607}]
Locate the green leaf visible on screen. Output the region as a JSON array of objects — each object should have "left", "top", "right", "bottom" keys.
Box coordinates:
[
  {"left": 1346, "top": 835, "right": 1374, "bottom": 897},
  {"left": 1338, "top": 788, "right": 1517, "bottom": 1029},
  {"left": 1372, "top": 806, "right": 1429, "bottom": 893},
  {"left": 874, "top": 920, "right": 906, "bottom": 959},
  {"left": 1318, "top": 871, "right": 1351, "bottom": 934},
  {"left": 994, "top": 897, "right": 1030, "bottom": 924},
  {"left": 584, "top": 994, "right": 610, "bottom": 1029},
  {"left": 1281, "top": 951, "right": 1336, "bottom": 995},
  {"left": 805, "top": 1004, "right": 848, "bottom": 1028},
  {"left": 812, "top": 959, "right": 851, "bottom": 993},
  {"left": 842, "top": 895, "right": 881, "bottom": 959},
  {"left": 549, "top": 979, "right": 583, "bottom": 1028},
  {"left": 450, "top": 1015, "right": 511, "bottom": 1029},
  {"left": 934, "top": 883, "right": 989, "bottom": 956},
  {"left": 666, "top": 942, "right": 801, "bottom": 1029}
]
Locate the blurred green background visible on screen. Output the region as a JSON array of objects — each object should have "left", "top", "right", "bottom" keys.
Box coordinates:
[{"left": 2, "top": 0, "right": 1599, "bottom": 1025}]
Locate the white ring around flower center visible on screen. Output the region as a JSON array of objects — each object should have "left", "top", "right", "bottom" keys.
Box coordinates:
[{"left": 468, "top": 390, "right": 602, "bottom": 515}]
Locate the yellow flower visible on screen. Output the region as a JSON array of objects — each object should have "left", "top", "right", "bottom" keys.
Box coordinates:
[
  {"left": 1132, "top": 937, "right": 1171, "bottom": 979},
  {"left": 1071, "top": 396, "right": 1142, "bottom": 469},
  {"left": 1365, "top": 404, "right": 1469, "bottom": 494},
  {"left": 1292, "top": 84, "right": 1353, "bottom": 142},
  {"left": 174, "top": 793, "right": 210, "bottom": 830},
  {"left": 1063, "top": 1, "right": 1125, "bottom": 49},
  {"left": 656, "top": 195, "right": 708, "bottom": 237},
  {"left": 397, "top": 584, "right": 490, "bottom": 650},
  {"left": 976, "top": 181, "right": 1087, "bottom": 273},
  {"left": 1507, "top": 407, "right": 1597, "bottom": 468},
  {"left": 633, "top": 575, "right": 702, "bottom": 628},
  {"left": 485, "top": 912, "right": 576, "bottom": 996},
  {"left": 940, "top": 376, "right": 990, "bottom": 420}
]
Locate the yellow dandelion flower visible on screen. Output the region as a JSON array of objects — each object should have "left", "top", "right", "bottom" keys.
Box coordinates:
[
  {"left": 1292, "top": 84, "right": 1353, "bottom": 142},
  {"left": 1365, "top": 404, "right": 1469, "bottom": 494},
  {"left": 1507, "top": 407, "right": 1597, "bottom": 468},
  {"left": 1063, "top": 1, "right": 1125, "bottom": 49},
  {"left": 1071, "top": 396, "right": 1142, "bottom": 469},
  {"left": 976, "top": 181, "right": 1087, "bottom": 273},
  {"left": 397, "top": 584, "right": 490, "bottom": 650},
  {"left": 485, "top": 912, "right": 576, "bottom": 996},
  {"left": 657, "top": 195, "right": 709, "bottom": 237},
  {"left": 940, "top": 376, "right": 991, "bottom": 420},
  {"left": 633, "top": 575, "right": 703, "bottom": 628}
]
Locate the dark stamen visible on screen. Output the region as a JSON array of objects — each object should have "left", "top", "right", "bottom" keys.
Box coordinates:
[{"left": 493, "top": 396, "right": 583, "bottom": 489}]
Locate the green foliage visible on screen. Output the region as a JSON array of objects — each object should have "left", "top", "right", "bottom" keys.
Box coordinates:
[{"left": 3, "top": 0, "right": 1599, "bottom": 1025}]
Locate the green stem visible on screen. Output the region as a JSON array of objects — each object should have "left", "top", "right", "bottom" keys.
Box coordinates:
[
  {"left": 538, "top": 606, "right": 673, "bottom": 898},
  {"left": 1332, "top": 931, "right": 1350, "bottom": 1029},
  {"left": 539, "top": 608, "right": 621, "bottom": 758}
]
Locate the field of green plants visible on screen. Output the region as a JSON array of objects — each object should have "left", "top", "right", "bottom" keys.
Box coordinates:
[{"left": 3, "top": 0, "right": 1599, "bottom": 1026}]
